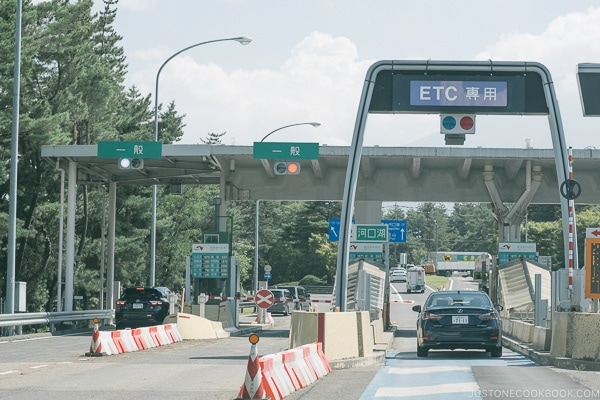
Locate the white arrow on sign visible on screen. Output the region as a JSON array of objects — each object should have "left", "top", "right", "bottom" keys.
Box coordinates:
[{"left": 330, "top": 225, "right": 338, "bottom": 239}]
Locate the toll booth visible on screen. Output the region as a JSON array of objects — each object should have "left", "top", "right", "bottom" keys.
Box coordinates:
[{"left": 191, "top": 231, "right": 232, "bottom": 301}]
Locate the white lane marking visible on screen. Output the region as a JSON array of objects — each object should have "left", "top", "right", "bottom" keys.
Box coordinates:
[
  {"left": 29, "top": 365, "right": 49, "bottom": 369},
  {"left": 388, "top": 365, "right": 470, "bottom": 374},
  {"left": 375, "top": 382, "right": 480, "bottom": 397},
  {"left": 0, "top": 370, "right": 20, "bottom": 375},
  {"left": 389, "top": 284, "right": 403, "bottom": 302}
]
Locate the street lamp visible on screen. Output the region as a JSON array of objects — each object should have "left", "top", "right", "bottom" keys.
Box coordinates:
[
  {"left": 259, "top": 122, "right": 321, "bottom": 142},
  {"left": 150, "top": 36, "right": 252, "bottom": 287},
  {"left": 254, "top": 122, "right": 321, "bottom": 294}
]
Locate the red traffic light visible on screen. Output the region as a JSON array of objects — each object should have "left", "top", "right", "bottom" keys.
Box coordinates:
[{"left": 273, "top": 161, "right": 301, "bottom": 175}]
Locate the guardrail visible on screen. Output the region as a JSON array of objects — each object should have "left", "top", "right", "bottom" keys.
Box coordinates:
[
  {"left": 0, "top": 309, "right": 115, "bottom": 328},
  {"left": 303, "top": 285, "right": 334, "bottom": 294}
]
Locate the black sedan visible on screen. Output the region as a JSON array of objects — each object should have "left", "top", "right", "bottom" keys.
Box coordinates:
[
  {"left": 115, "top": 287, "right": 170, "bottom": 329},
  {"left": 412, "top": 290, "right": 503, "bottom": 358}
]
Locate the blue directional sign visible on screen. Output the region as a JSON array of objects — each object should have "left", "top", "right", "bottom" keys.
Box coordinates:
[
  {"left": 328, "top": 218, "right": 355, "bottom": 242},
  {"left": 381, "top": 219, "right": 407, "bottom": 243}
]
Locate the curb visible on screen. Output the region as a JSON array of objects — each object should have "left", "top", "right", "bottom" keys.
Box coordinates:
[{"left": 503, "top": 336, "right": 600, "bottom": 371}]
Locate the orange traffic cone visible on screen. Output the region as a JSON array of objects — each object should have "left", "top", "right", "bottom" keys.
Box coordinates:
[
  {"left": 236, "top": 333, "right": 269, "bottom": 400},
  {"left": 85, "top": 318, "right": 103, "bottom": 357}
]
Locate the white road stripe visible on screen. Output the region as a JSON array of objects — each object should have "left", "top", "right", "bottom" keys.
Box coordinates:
[
  {"left": 388, "top": 365, "right": 471, "bottom": 374},
  {"left": 376, "top": 382, "right": 480, "bottom": 397},
  {"left": 0, "top": 370, "right": 20, "bottom": 375}
]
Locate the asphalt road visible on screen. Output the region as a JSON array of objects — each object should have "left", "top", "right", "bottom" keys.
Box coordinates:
[{"left": 3, "top": 283, "right": 600, "bottom": 399}]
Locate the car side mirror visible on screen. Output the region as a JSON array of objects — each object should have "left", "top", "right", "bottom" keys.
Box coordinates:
[
  {"left": 412, "top": 305, "right": 422, "bottom": 312},
  {"left": 494, "top": 304, "right": 504, "bottom": 311}
]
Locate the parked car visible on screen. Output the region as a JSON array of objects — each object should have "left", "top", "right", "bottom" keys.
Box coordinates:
[
  {"left": 275, "top": 286, "right": 311, "bottom": 311},
  {"left": 411, "top": 290, "right": 503, "bottom": 358},
  {"left": 267, "top": 289, "right": 293, "bottom": 315},
  {"left": 115, "top": 287, "right": 171, "bottom": 329},
  {"left": 390, "top": 268, "right": 407, "bottom": 283}
]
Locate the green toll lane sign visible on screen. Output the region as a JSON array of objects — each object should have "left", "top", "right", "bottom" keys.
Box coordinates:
[
  {"left": 351, "top": 224, "right": 388, "bottom": 242},
  {"left": 98, "top": 141, "right": 162, "bottom": 159},
  {"left": 253, "top": 142, "right": 319, "bottom": 160}
]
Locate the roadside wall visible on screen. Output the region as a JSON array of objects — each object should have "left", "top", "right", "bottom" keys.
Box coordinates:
[
  {"left": 550, "top": 312, "right": 600, "bottom": 361},
  {"left": 504, "top": 312, "right": 600, "bottom": 361},
  {"left": 289, "top": 311, "right": 379, "bottom": 361}
]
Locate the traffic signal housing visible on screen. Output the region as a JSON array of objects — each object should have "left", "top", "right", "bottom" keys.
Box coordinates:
[
  {"left": 273, "top": 161, "right": 301, "bottom": 175},
  {"left": 440, "top": 114, "right": 476, "bottom": 134},
  {"left": 118, "top": 158, "right": 144, "bottom": 170}
]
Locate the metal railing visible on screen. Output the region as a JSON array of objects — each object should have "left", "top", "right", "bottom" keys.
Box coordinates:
[{"left": 0, "top": 309, "right": 114, "bottom": 328}]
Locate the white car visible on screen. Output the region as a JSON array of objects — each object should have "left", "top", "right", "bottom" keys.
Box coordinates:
[{"left": 390, "top": 268, "right": 407, "bottom": 283}]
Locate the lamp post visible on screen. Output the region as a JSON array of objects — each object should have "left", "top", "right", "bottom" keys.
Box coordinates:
[
  {"left": 150, "top": 36, "right": 252, "bottom": 287},
  {"left": 434, "top": 219, "right": 439, "bottom": 268},
  {"left": 259, "top": 122, "right": 320, "bottom": 142},
  {"left": 254, "top": 122, "right": 321, "bottom": 294}
]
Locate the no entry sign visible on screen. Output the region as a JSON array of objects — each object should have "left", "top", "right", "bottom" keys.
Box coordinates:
[{"left": 255, "top": 289, "right": 274, "bottom": 309}]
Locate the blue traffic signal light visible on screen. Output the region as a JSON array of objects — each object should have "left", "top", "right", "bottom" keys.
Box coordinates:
[
  {"left": 440, "top": 114, "right": 476, "bottom": 134},
  {"left": 118, "top": 158, "right": 144, "bottom": 169}
]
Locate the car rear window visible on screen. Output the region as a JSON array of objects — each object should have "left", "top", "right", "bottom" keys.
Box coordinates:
[
  {"left": 121, "top": 288, "right": 162, "bottom": 300},
  {"left": 428, "top": 294, "right": 491, "bottom": 308}
]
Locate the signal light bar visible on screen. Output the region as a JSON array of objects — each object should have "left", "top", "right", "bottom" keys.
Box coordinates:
[
  {"left": 273, "top": 161, "right": 301, "bottom": 175},
  {"left": 440, "top": 114, "right": 476, "bottom": 134},
  {"left": 118, "top": 158, "right": 144, "bottom": 170}
]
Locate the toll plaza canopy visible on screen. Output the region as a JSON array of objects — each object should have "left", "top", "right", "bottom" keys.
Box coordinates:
[{"left": 41, "top": 144, "right": 600, "bottom": 204}]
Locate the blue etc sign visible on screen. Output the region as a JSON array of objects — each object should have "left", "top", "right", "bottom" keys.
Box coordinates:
[{"left": 409, "top": 80, "right": 508, "bottom": 107}]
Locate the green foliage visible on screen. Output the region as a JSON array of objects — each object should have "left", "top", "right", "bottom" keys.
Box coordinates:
[{"left": 298, "top": 275, "right": 326, "bottom": 285}]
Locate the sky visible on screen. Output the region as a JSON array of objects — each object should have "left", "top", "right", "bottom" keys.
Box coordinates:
[{"left": 86, "top": 1, "right": 600, "bottom": 149}]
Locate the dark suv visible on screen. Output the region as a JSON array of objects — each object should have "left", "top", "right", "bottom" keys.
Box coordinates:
[
  {"left": 115, "top": 287, "right": 170, "bottom": 329},
  {"left": 267, "top": 289, "right": 293, "bottom": 315}
]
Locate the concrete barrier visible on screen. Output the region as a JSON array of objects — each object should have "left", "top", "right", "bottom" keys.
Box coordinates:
[
  {"left": 571, "top": 313, "right": 600, "bottom": 361},
  {"left": 550, "top": 312, "right": 573, "bottom": 358},
  {"left": 505, "top": 319, "right": 534, "bottom": 343},
  {"left": 289, "top": 311, "right": 377, "bottom": 362},
  {"left": 163, "top": 312, "right": 230, "bottom": 340},
  {"left": 532, "top": 326, "right": 551, "bottom": 351}
]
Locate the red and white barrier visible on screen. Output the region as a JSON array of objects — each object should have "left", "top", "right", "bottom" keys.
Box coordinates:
[
  {"left": 86, "top": 323, "right": 182, "bottom": 357},
  {"left": 239, "top": 342, "right": 329, "bottom": 399},
  {"left": 260, "top": 353, "right": 295, "bottom": 400},
  {"left": 300, "top": 343, "right": 330, "bottom": 377}
]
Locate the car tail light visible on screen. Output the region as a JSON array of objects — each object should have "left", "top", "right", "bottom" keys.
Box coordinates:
[
  {"left": 423, "top": 312, "right": 442, "bottom": 321},
  {"left": 478, "top": 311, "right": 499, "bottom": 321},
  {"left": 116, "top": 300, "right": 126, "bottom": 306},
  {"left": 149, "top": 300, "right": 163, "bottom": 306}
]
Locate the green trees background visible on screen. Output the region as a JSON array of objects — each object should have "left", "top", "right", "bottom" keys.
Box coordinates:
[{"left": 1, "top": 0, "right": 599, "bottom": 312}]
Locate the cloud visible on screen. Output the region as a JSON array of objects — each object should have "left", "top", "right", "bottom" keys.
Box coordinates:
[
  {"left": 473, "top": 7, "right": 600, "bottom": 148},
  {"left": 129, "top": 7, "right": 600, "bottom": 148},
  {"left": 150, "top": 31, "right": 371, "bottom": 145}
]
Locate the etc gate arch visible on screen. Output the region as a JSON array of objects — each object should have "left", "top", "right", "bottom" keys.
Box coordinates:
[{"left": 335, "top": 60, "right": 575, "bottom": 311}]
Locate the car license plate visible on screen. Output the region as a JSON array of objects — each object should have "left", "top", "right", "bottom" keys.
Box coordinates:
[
  {"left": 452, "top": 315, "right": 468, "bottom": 324},
  {"left": 132, "top": 303, "right": 143, "bottom": 309}
]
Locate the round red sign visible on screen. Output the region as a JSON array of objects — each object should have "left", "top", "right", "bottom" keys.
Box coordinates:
[{"left": 255, "top": 289, "right": 274, "bottom": 309}]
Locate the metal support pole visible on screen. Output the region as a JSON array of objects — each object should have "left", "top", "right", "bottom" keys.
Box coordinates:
[
  {"left": 254, "top": 200, "right": 259, "bottom": 295},
  {"left": 4, "top": 0, "right": 23, "bottom": 333}
]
